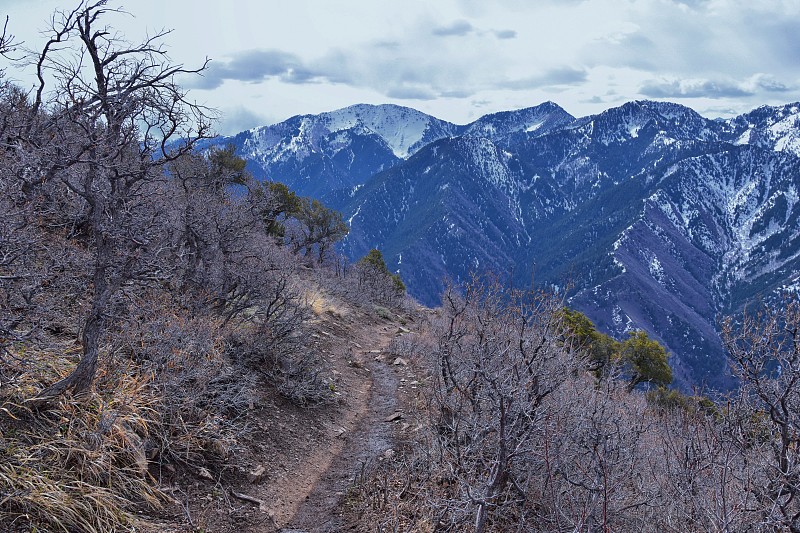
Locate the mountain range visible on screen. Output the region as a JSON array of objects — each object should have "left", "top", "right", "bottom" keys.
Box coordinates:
[{"left": 206, "top": 100, "right": 800, "bottom": 390}]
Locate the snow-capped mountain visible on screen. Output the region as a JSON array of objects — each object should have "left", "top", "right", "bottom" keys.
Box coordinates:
[
  {"left": 463, "top": 101, "right": 575, "bottom": 143},
  {"left": 206, "top": 102, "right": 572, "bottom": 199},
  {"left": 206, "top": 104, "right": 456, "bottom": 198},
  {"left": 721, "top": 102, "right": 800, "bottom": 157},
  {"left": 208, "top": 100, "right": 800, "bottom": 390}
]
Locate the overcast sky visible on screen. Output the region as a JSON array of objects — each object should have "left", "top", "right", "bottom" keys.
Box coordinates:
[{"left": 3, "top": 0, "right": 798, "bottom": 134}]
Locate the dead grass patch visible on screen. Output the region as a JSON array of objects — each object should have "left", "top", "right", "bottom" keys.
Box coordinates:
[{"left": 0, "top": 350, "right": 165, "bottom": 532}]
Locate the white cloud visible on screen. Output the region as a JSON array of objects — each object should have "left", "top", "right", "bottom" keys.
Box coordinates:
[
  {"left": 218, "top": 106, "right": 274, "bottom": 136},
  {"left": 4, "top": 0, "right": 798, "bottom": 129},
  {"left": 640, "top": 77, "right": 753, "bottom": 99}
]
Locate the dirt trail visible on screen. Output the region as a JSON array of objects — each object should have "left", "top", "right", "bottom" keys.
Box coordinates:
[
  {"left": 235, "top": 288, "right": 412, "bottom": 533},
  {"left": 162, "top": 287, "right": 417, "bottom": 533},
  {"left": 278, "top": 330, "right": 400, "bottom": 532}
]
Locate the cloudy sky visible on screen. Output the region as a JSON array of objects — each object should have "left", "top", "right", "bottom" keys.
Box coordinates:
[{"left": 3, "top": 0, "right": 798, "bottom": 134}]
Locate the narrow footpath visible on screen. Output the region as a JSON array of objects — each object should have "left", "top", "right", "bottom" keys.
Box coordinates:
[{"left": 239, "top": 290, "right": 414, "bottom": 533}]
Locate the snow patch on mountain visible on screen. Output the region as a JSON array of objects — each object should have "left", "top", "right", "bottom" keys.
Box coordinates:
[
  {"left": 723, "top": 102, "right": 800, "bottom": 157},
  {"left": 319, "top": 104, "right": 442, "bottom": 158}
]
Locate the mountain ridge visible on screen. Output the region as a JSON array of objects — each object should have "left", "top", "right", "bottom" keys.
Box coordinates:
[{"left": 205, "top": 99, "right": 800, "bottom": 389}]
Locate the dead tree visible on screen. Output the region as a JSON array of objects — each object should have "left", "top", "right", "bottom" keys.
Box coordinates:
[
  {"left": 11, "top": 1, "right": 212, "bottom": 397},
  {"left": 722, "top": 296, "right": 800, "bottom": 532}
]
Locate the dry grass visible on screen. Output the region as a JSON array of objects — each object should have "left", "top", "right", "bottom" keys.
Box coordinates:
[
  {"left": 305, "top": 287, "right": 347, "bottom": 319},
  {"left": 0, "top": 348, "right": 165, "bottom": 532},
  {"left": 0, "top": 299, "right": 258, "bottom": 532}
]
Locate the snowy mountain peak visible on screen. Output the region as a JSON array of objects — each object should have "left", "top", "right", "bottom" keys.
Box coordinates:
[
  {"left": 724, "top": 102, "right": 800, "bottom": 157},
  {"left": 464, "top": 102, "right": 575, "bottom": 141},
  {"left": 316, "top": 103, "right": 458, "bottom": 158},
  {"left": 242, "top": 103, "right": 458, "bottom": 163},
  {"left": 549, "top": 99, "right": 720, "bottom": 150}
]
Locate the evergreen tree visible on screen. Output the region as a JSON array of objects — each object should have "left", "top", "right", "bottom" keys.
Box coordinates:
[
  {"left": 559, "top": 308, "right": 620, "bottom": 377},
  {"left": 621, "top": 330, "right": 672, "bottom": 391},
  {"left": 356, "top": 248, "right": 406, "bottom": 303}
]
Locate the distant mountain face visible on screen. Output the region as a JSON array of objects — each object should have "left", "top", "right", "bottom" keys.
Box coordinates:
[
  {"left": 205, "top": 102, "right": 572, "bottom": 199},
  {"left": 208, "top": 104, "right": 461, "bottom": 198},
  {"left": 209, "top": 100, "right": 800, "bottom": 390}
]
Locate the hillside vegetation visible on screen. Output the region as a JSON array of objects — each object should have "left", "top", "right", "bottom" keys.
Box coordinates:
[
  {"left": 0, "top": 4, "right": 406, "bottom": 531},
  {"left": 2, "top": 4, "right": 800, "bottom": 533},
  {"left": 346, "top": 281, "right": 800, "bottom": 532}
]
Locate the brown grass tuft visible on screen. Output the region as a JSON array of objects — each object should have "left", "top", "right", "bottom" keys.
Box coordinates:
[{"left": 0, "top": 349, "right": 164, "bottom": 532}]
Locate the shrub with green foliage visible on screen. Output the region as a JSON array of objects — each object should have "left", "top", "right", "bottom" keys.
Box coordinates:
[
  {"left": 646, "top": 386, "right": 718, "bottom": 416},
  {"left": 559, "top": 308, "right": 620, "bottom": 376},
  {"left": 256, "top": 181, "right": 302, "bottom": 238},
  {"left": 208, "top": 144, "right": 248, "bottom": 187},
  {"left": 294, "top": 198, "right": 350, "bottom": 261},
  {"left": 621, "top": 330, "right": 672, "bottom": 391},
  {"left": 356, "top": 249, "right": 406, "bottom": 305},
  {"left": 251, "top": 181, "right": 348, "bottom": 261},
  {"left": 559, "top": 309, "right": 672, "bottom": 391}
]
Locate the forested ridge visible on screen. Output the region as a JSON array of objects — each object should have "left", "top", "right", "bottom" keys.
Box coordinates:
[{"left": 2, "top": 3, "right": 800, "bottom": 532}]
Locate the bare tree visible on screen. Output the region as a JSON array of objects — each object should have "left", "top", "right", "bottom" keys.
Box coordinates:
[
  {"left": 0, "top": 15, "right": 16, "bottom": 59},
  {"left": 7, "top": 1, "right": 213, "bottom": 397},
  {"left": 722, "top": 296, "right": 800, "bottom": 531}
]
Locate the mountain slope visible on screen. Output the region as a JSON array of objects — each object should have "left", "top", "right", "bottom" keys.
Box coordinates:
[
  {"left": 340, "top": 100, "right": 800, "bottom": 389},
  {"left": 209, "top": 99, "right": 800, "bottom": 390},
  {"left": 342, "top": 136, "right": 532, "bottom": 300}
]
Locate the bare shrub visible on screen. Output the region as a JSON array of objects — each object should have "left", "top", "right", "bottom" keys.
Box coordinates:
[
  {"left": 221, "top": 244, "right": 335, "bottom": 407},
  {"left": 416, "top": 279, "right": 577, "bottom": 530},
  {"left": 346, "top": 280, "right": 780, "bottom": 533},
  {"left": 648, "top": 402, "right": 762, "bottom": 532},
  {"left": 114, "top": 291, "right": 251, "bottom": 471},
  {"left": 536, "top": 377, "right": 657, "bottom": 531},
  {"left": 722, "top": 296, "right": 800, "bottom": 531}
]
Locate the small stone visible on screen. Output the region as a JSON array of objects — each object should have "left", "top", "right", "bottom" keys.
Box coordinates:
[
  {"left": 383, "top": 448, "right": 395, "bottom": 459},
  {"left": 392, "top": 357, "right": 408, "bottom": 366},
  {"left": 197, "top": 467, "right": 213, "bottom": 480},
  {"left": 248, "top": 464, "right": 266, "bottom": 484},
  {"left": 384, "top": 412, "right": 403, "bottom": 422}
]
